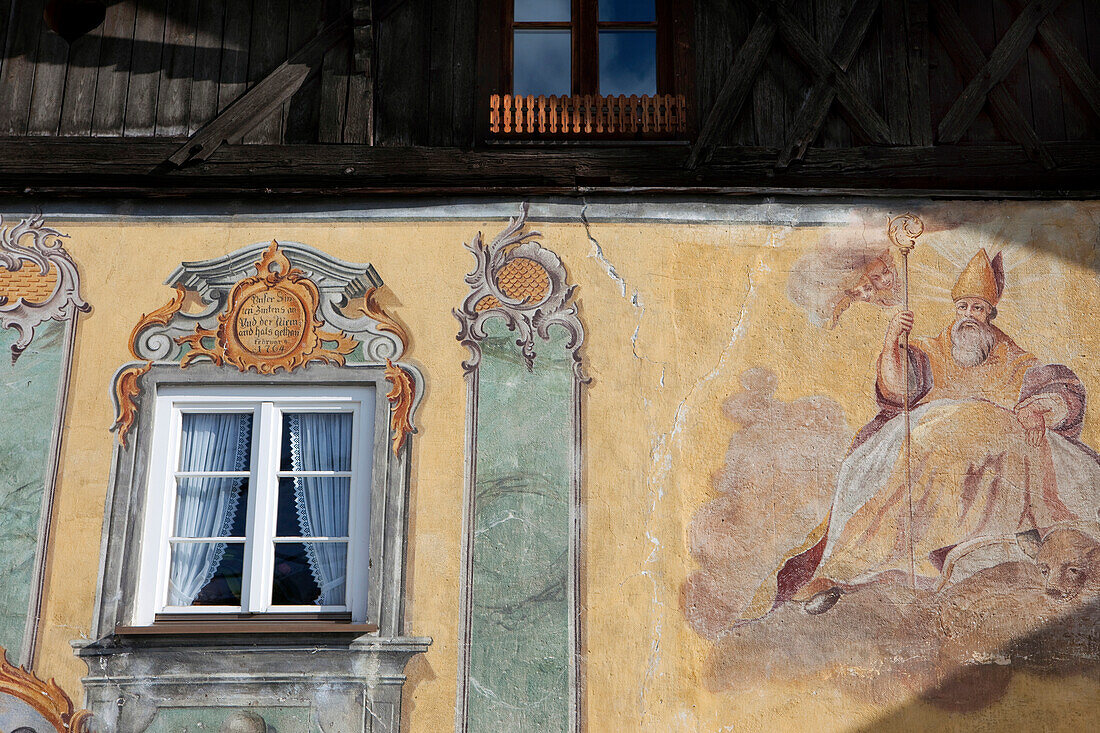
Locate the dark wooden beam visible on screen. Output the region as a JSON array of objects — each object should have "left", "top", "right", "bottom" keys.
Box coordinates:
[
  {"left": 937, "top": 0, "right": 1064, "bottom": 144},
  {"left": 352, "top": 0, "right": 373, "bottom": 73},
  {"left": 687, "top": 10, "right": 777, "bottom": 169},
  {"left": 778, "top": 0, "right": 882, "bottom": 167},
  {"left": 168, "top": 13, "right": 351, "bottom": 166},
  {"left": 882, "top": 0, "right": 932, "bottom": 146},
  {"left": 3, "top": 139, "right": 1100, "bottom": 194},
  {"left": 752, "top": 0, "right": 892, "bottom": 148},
  {"left": 1026, "top": 4, "right": 1100, "bottom": 121},
  {"left": 930, "top": 0, "right": 1055, "bottom": 169}
]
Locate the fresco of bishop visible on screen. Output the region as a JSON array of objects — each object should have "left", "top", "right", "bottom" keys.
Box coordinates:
[{"left": 745, "top": 248, "right": 1100, "bottom": 619}]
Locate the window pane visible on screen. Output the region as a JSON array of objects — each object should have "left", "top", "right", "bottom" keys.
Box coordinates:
[
  {"left": 599, "top": 0, "right": 655, "bottom": 22},
  {"left": 599, "top": 30, "right": 656, "bottom": 96},
  {"left": 178, "top": 412, "right": 252, "bottom": 472},
  {"left": 281, "top": 412, "right": 353, "bottom": 472},
  {"left": 277, "top": 477, "right": 350, "bottom": 538},
  {"left": 169, "top": 541, "right": 243, "bottom": 606},
  {"left": 174, "top": 477, "right": 249, "bottom": 538},
  {"left": 514, "top": 0, "right": 569, "bottom": 22},
  {"left": 514, "top": 30, "right": 571, "bottom": 96},
  {"left": 273, "top": 542, "right": 347, "bottom": 606}
]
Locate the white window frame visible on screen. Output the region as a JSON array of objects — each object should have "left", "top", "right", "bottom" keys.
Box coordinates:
[{"left": 134, "top": 384, "right": 376, "bottom": 625}]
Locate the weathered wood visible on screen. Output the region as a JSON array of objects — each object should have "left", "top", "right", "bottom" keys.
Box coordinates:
[
  {"left": 26, "top": 12, "right": 70, "bottom": 135},
  {"left": 813, "top": 0, "right": 854, "bottom": 149},
  {"left": 57, "top": 26, "right": 104, "bottom": 136},
  {"left": 169, "top": 14, "right": 351, "bottom": 165},
  {"left": 428, "top": 0, "right": 478, "bottom": 147},
  {"left": 318, "top": 37, "right": 352, "bottom": 142},
  {"left": 189, "top": 0, "right": 228, "bottom": 135},
  {"left": 938, "top": 0, "right": 1065, "bottom": 143},
  {"left": 754, "top": 0, "right": 892, "bottom": 146},
  {"left": 284, "top": 0, "right": 326, "bottom": 143},
  {"left": 688, "top": 10, "right": 776, "bottom": 168},
  {"left": 1029, "top": 2, "right": 1100, "bottom": 124},
  {"left": 343, "top": 69, "right": 372, "bottom": 142},
  {"left": 344, "top": 0, "right": 373, "bottom": 144},
  {"left": 373, "top": 0, "right": 429, "bottom": 145},
  {"left": 883, "top": 0, "right": 932, "bottom": 145},
  {"left": 217, "top": 0, "right": 253, "bottom": 114},
  {"left": 0, "top": 0, "right": 45, "bottom": 136},
  {"left": 778, "top": 0, "right": 882, "bottom": 166},
  {"left": 156, "top": 0, "right": 201, "bottom": 138},
  {"left": 125, "top": 0, "right": 169, "bottom": 137},
  {"left": 930, "top": 0, "right": 1055, "bottom": 167},
  {"left": 1051, "top": 0, "right": 1093, "bottom": 140},
  {"left": 90, "top": 0, "right": 138, "bottom": 136},
  {"left": 993, "top": 0, "right": 1037, "bottom": 141},
  {"left": 5, "top": 140, "right": 1100, "bottom": 193},
  {"left": 243, "top": 0, "right": 290, "bottom": 144}
]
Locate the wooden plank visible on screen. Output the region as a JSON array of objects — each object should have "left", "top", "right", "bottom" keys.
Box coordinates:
[
  {"left": 993, "top": 0, "right": 1036, "bottom": 138},
  {"left": 693, "top": 0, "right": 756, "bottom": 145},
  {"left": 688, "top": 11, "right": 776, "bottom": 167},
  {"left": 318, "top": 36, "right": 352, "bottom": 142},
  {"left": 1025, "top": 23, "right": 1066, "bottom": 139},
  {"left": 5, "top": 139, "right": 1100, "bottom": 193},
  {"left": 1030, "top": 1, "right": 1100, "bottom": 128},
  {"left": 930, "top": 0, "right": 1056, "bottom": 166},
  {"left": 883, "top": 0, "right": 932, "bottom": 144},
  {"left": 954, "top": 0, "right": 999, "bottom": 142},
  {"left": 57, "top": 22, "right": 104, "bottom": 136},
  {"left": 813, "top": 0, "right": 854, "bottom": 149},
  {"left": 0, "top": 0, "right": 14, "bottom": 84},
  {"left": 1049, "top": 0, "right": 1094, "bottom": 139},
  {"left": 428, "top": 0, "right": 457, "bottom": 146},
  {"left": 156, "top": 0, "right": 201, "bottom": 137},
  {"left": 169, "top": 14, "right": 350, "bottom": 164},
  {"left": 373, "top": 0, "right": 429, "bottom": 145},
  {"left": 125, "top": 0, "right": 169, "bottom": 137},
  {"left": 343, "top": 66, "right": 372, "bottom": 142},
  {"left": 188, "top": 0, "right": 227, "bottom": 135},
  {"left": 91, "top": 0, "right": 138, "bottom": 136},
  {"left": 778, "top": 0, "right": 882, "bottom": 166},
  {"left": 26, "top": 9, "right": 70, "bottom": 135},
  {"left": 0, "top": 0, "right": 45, "bottom": 136},
  {"left": 754, "top": 0, "right": 892, "bottom": 147},
  {"left": 284, "top": 0, "right": 325, "bottom": 142},
  {"left": 242, "top": 0, "right": 290, "bottom": 143},
  {"left": 217, "top": 0, "right": 253, "bottom": 114},
  {"left": 937, "top": 0, "right": 1065, "bottom": 143}
]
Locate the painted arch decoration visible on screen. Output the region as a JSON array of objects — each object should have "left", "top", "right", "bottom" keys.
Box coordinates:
[{"left": 110, "top": 239, "right": 422, "bottom": 455}]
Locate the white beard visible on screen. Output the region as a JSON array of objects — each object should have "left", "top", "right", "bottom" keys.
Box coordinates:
[{"left": 951, "top": 317, "right": 996, "bottom": 367}]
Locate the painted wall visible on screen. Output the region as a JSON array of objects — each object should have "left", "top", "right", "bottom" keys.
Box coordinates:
[{"left": 15, "top": 199, "right": 1100, "bottom": 731}]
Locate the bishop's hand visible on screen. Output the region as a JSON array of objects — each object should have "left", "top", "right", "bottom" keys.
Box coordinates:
[{"left": 886, "top": 310, "right": 914, "bottom": 349}]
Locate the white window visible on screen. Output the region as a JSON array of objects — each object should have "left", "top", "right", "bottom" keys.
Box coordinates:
[{"left": 134, "top": 385, "right": 376, "bottom": 625}]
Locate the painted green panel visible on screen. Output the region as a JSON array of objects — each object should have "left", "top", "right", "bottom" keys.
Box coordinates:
[
  {"left": 468, "top": 319, "right": 574, "bottom": 732},
  {"left": 145, "top": 706, "right": 314, "bottom": 733},
  {"left": 0, "top": 319, "right": 65, "bottom": 660}
]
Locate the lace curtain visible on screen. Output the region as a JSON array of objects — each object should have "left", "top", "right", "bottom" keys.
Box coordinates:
[
  {"left": 288, "top": 413, "right": 352, "bottom": 606},
  {"left": 168, "top": 413, "right": 251, "bottom": 606}
]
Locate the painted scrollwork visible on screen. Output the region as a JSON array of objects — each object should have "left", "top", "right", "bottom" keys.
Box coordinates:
[
  {"left": 0, "top": 214, "right": 89, "bottom": 363},
  {"left": 0, "top": 648, "right": 94, "bottom": 732},
  {"left": 111, "top": 239, "right": 420, "bottom": 450},
  {"left": 454, "top": 203, "right": 586, "bottom": 378}
]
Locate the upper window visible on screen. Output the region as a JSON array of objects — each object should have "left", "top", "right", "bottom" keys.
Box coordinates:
[
  {"left": 486, "top": 0, "right": 693, "bottom": 138},
  {"left": 134, "top": 385, "right": 375, "bottom": 625}
]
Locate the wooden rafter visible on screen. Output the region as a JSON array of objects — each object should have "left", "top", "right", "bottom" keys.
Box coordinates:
[
  {"left": 778, "top": 0, "right": 882, "bottom": 167},
  {"left": 687, "top": 9, "right": 777, "bottom": 168},
  {"left": 750, "top": 0, "right": 891, "bottom": 154},
  {"left": 1015, "top": 0, "right": 1100, "bottom": 122},
  {"left": 929, "top": 0, "right": 1055, "bottom": 169},
  {"left": 168, "top": 13, "right": 351, "bottom": 166},
  {"left": 936, "top": 0, "right": 1065, "bottom": 144}
]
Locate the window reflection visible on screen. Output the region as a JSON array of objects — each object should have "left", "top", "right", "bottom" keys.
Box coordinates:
[
  {"left": 514, "top": 0, "right": 570, "bottom": 22},
  {"left": 514, "top": 29, "right": 571, "bottom": 96},
  {"left": 599, "top": 30, "right": 656, "bottom": 96},
  {"left": 599, "top": 0, "right": 655, "bottom": 22}
]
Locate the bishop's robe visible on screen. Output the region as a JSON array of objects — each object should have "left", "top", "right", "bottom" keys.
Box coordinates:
[{"left": 741, "top": 320, "right": 1100, "bottom": 622}]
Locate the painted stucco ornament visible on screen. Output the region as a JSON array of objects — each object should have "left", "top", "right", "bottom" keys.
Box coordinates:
[
  {"left": 111, "top": 239, "right": 421, "bottom": 454},
  {"left": 0, "top": 214, "right": 89, "bottom": 363}
]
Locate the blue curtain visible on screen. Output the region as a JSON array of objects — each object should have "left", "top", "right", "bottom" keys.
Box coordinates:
[
  {"left": 288, "top": 413, "right": 351, "bottom": 606},
  {"left": 168, "top": 413, "right": 251, "bottom": 606}
]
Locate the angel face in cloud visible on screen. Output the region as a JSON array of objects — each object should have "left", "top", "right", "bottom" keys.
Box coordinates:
[{"left": 789, "top": 233, "right": 902, "bottom": 329}]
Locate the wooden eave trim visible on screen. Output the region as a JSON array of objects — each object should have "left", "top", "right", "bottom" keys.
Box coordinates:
[{"left": 1, "top": 140, "right": 1100, "bottom": 195}]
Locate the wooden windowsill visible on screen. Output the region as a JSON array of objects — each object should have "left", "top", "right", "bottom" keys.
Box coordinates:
[{"left": 115, "top": 619, "right": 378, "bottom": 635}]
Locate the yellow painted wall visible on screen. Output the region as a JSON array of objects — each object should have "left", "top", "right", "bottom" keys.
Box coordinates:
[{"left": 32, "top": 200, "right": 1100, "bottom": 730}]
